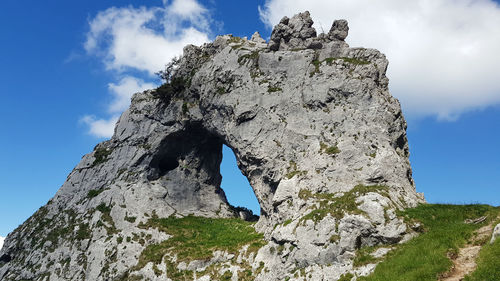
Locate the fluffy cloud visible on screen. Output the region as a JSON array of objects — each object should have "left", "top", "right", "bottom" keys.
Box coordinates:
[
  {"left": 259, "top": 0, "right": 500, "bottom": 119},
  {"left": 85, "top": 1, "right": 210, "bottom": 75},
  {"left": 108, "top": 76, "right": 156, "bottom": 113},
  {"left": 82, "top": 0, "right": 211, "bottom": 138},
  {"left": 81, "top": 115, "right": 120, "bottom": 139},
  {"left": 0, "top": 236, "right": 4, "bottom": 250},
  {"left": 80, "top": 76, "right": 156, "bottom": 138}
]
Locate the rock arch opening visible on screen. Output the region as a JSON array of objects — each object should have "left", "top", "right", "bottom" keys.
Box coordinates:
[
  {"left": 220, "top": 145, "right": 260, "bottom": 217},
  {"left": 144, "top": 123, "right": 261, "bottom": 221}
]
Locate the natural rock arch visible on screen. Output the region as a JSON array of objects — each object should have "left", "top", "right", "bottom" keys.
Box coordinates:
[{"left": 0, "top": 11, "right": 425, "bottom": 281}]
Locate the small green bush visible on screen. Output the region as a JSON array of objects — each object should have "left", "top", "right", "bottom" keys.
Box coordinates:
[
  {"left": 92, "top": 147, "right": 112, "bottom": 166},
  {"left": 96, "top": 203, "right": 111, "bottom": 214},
  {"left": 268, "top": 86, "right": 282, "bottom": 93},
  {"left": 87, "top": 189, "right": 103, "bottom": 198}
]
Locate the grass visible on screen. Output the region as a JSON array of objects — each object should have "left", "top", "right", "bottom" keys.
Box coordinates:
[
  {"left": 338, "top": 273, "right": 355, "bottom": 281},
  {"left": 354, "top": 245, "right": 387, "bottom": 267},
  {"left": 340, "top": 57, "right": 370, "bottom": 65},
  {"left": 310, "top": 56, "right": 370, "bottom": 77},
  {"left": 267, "top": 86, "right": 282, "bottom": 93},
  {"left": 285, "top": 160, "right": 307, "bottom": 179},
  {"left": 465, "top": 225, "right": 500, "bottom": 280},
  {"left": 358, "top": 204, "right": 499, "bottom": 281},
  {"left": 238, "top": 51, "right": 260, "bottom": 66},
  {"left": 319, "top": 141, "right": 340, "bottom": 155},
  {"left": 136, "top": 215, "right": 266, "bottom": 269}
]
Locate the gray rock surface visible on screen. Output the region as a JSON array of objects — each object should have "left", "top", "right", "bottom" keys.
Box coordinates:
[
  {"left": 0, "top": 11, "right": 424, "bottom": 281},
  {"left": 329, "top": 20, "right": 349, "bottom": 41},
  {"left": 491, "top": 223, "right": 500, "bottom": 244}
]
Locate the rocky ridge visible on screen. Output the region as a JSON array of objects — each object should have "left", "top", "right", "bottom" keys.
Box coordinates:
[{"left": 0, "top": 11, "right": 424, "bottom": 281}]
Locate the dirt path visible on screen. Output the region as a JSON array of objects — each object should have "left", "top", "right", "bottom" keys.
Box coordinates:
[{"left": 440, "top": 220, "right": 495, "bottom": 281}]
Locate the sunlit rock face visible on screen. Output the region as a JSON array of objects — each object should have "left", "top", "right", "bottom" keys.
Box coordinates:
[{"left": 0, "top": 11, "right": 424, "bottom": 281}]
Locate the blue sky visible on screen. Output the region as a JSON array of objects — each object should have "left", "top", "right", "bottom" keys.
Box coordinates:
[{"left": 0, "top": 0, "right": 499, "bottom": 237}]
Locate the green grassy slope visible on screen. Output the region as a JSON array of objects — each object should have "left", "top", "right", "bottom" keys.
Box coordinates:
[{"left": 359, "top": 204, "right": 500, "bottom": 281}]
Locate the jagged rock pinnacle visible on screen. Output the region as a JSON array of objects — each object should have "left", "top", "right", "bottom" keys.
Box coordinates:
[{"left": 329, "top": 19, "right": 349, "bottom": 41}]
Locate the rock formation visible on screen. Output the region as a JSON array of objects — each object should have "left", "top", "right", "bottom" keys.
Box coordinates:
[
  {"left": 0, "top": 11, "right": 424, "bottom": 281},
  {"left": 491, "top": 223, "right": 500, "bottom": 244}
]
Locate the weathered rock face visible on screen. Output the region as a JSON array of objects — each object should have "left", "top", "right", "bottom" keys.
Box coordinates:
[
  {"left": 0, "top": 11, "right": 424, "bottom": 281},
  {"left": 491, "top": 223, "right": 500, "bottom": 244}
]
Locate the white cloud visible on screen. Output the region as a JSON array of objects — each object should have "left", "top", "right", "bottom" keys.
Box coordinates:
[
  {"left": 82, "top": 0, "right": 212, "bottom": 138},
  {"left": 108, "top": 76, "right": 156, "bottom": 113},
  {"left": 259, "top": 0, "right": 500, "bottom": 119},
  {"left": 85, "top": 0, "right": 211, "bottom": 75},
  {"left": 80, "top": 76, "right": 155, "bottom": 138},
  {"left": 0, "top": 236, "right": 4, "bottom": 250},
  {"left": 81, "top": 115, "right": 120, "bottom": 139}
]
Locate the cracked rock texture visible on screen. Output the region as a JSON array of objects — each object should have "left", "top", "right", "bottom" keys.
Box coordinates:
[{"left": 0, "top": 11, "right": 424, "bottom": 281}]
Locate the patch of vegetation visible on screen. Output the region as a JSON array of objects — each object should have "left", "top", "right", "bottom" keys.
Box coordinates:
[
  {"left": 310, "top": 59, "right": 322, "bottom": 77},
  {"left": 338, "top": 273, "right": 355, "bottom": 281},
  {"left": 329, "top": 234, "right": 340, "bottom": 243},
  {"left": 340, "top": 57, "right": 370, "bottom": 65},
  {"left": 228, "top": 36, "right": 243, "bottom": 44},
  {"left": 267, "top": 86, "right": 282, "bottom": 93},
  {"left": 87, "top": 189, "right": 104, "bottom": 199},
  {"left": 358, "top": 204, "right": 500, "bottom": 281},
  {"left": 319, "top": 141, "right": 340, "bottom": 155},
  {"left": 75, "top": 223, "right": 91, "bottom": 240},
  {"left": 92, "top": 146, "right": 112, "bottom": 166},
  {"left": 353, "top": 245, "right": 388, "bottom": 267},
  {"left": 96, "top": 203, "right": 117, "bottom": 235},
  {"left": 125, "top": 215, "right": 137, "bottom": 223},
  {"left": 285, "top": 161, "right": 307, "bottom": 179},
  {"left": 299, "top": 185, "right": 389, "bottom": 223},
  {"left": 155, "top": 77, "right": 188, "bottom": 100},
  {"left": 238, "top": 51, "right": 260, "bottom": 66},
  {"left": 96, "top": 203, "right": 111, "bottom": 214},
  {"left": 216, "top": 87, "right": 226, "bottom": 95},
  {"left": 182, "top": 102, "right": 189, "bottom": 114},
  {"left": 135, "top": 215, "right": 266, "bottom": 270},
  {"left": 310, "top": 56, "right": 371, "bottom": 77}
]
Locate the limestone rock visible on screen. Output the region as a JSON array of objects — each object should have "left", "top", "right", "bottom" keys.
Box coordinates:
[
  {"left": 251, "top": 31, "right": 267, "bottom": 44},
  {"left": 491, "top": 223, "right": 500, "bottom": 244},
  {"left": 269, "top": 11, "right": 320, "bottom": 51},
  {"left": 329, "top": 19, "right": 349, "bottom": 41},
  {"left": 0, "top": 11, "right": 424, "bottom": 281}
]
